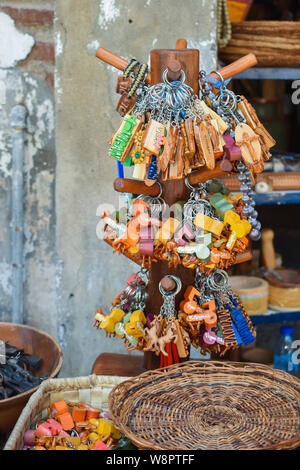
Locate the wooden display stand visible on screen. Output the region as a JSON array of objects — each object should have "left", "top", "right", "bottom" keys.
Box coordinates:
[{"left": 96, "top": 40, "right": 257, "bottom": 370}]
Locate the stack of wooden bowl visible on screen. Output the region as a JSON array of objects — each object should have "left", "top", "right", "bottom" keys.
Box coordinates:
[
  {"left": 219, "top": 21, "right": 300, "bottom": 67},
  {"left": 229, "top": 275, "right": 269, "bottom": 316}
]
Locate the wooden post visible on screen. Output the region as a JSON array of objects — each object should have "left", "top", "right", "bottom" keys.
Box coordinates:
[{"left": 143, "top": 41, "right": 200, "bottom": 370}]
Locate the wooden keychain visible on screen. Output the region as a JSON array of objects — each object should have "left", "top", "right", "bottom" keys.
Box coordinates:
[{"left": 143, "top": 275, "right": 190, "bottom": 366}]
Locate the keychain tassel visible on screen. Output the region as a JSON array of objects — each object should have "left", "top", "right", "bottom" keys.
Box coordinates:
[
  {"left": 231, "top": 307, "right": 256, "bottom": 346},
  {"left": 171, "top": 341, "right": 179, "bottom": 364}
]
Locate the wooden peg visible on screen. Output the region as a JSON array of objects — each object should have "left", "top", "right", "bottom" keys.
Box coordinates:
[
  {"left": 176, "top": 38, "right": 187, "bottom": 49},
  {"left": 113, "top": 177, "right": 160, "bottom": 196},
  {"left": 208, "top": 53, "right": 257, "bottom": 82},
  {"left": 96, "top": 47, "right": 151, "bottom": 84},
  {"left": 188, "top": 161, "right": 225, "bottom": 185},
  {"left": 167, "top": 59, "right": 182, "bottom": 82},
  {"left": 150, "top": 48, "right": 199, "bottom": 92},
  {"left": 261, "top": 228, "right": 276, "bottom": 270}
]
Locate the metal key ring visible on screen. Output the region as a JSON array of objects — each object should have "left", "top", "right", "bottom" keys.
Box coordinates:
[
  {"left": 162, "top": 68, "right": 186, "bottom": 86},
  {"left": 159, "top": 275, "right": 182, "bottom": 297},
  {"left": 210, "top": 70, "right": 225, "bottom": 87},
  {"left": 185, "top": 175, "right": 197, "bottom": 192},
  {"left": 207, "top": 269, "right": 229, "bottom": 290}
]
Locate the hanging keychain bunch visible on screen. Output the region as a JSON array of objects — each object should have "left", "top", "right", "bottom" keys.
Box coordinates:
[
  {"left": 100, "top": 187, "right": 165, "bottom": 268},
  {"left": 93, "top": 273, "right": 190, "bottom": 364},
  {"left": 101, "top": 178, "right": 252, "bottom": 271},
  {"left": 109, "top": 65, "right": 230, "bottom": 184},
  {"left": 144, "top": 275, "right": 190, "bottom": 367},
  {"left": 108, "top": 58, "right": 275, "bottom": 193},
  {"left": 178, "top": 268, "right": 256, "bottom": 356},
  {"left": 199, "top": 70, "right": 276, "bottom": 240},
  {"left": 93, "top": 268, "right": 149, "bottom": 351}
]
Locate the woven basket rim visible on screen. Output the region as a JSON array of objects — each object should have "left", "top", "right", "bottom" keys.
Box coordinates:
[{"left": 108, "top": 361, "right": 300, "bottom": 451}]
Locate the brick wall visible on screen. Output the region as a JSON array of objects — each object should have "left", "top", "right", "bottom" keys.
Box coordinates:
[{"left": 0, "top": 1, "right": 55, "bottom": 89}]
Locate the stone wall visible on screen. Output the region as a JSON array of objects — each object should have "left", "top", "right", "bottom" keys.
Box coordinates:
[
  {"left": 0, "top": 1, "right": 56, "bottom": 337},
  {"left": 55, "top": 0, "right": 218, "bottom": 376}
]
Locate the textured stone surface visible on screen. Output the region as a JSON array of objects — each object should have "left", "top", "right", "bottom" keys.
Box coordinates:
[
  {"left": 55, "top": 0, "right": 217, "bottom": 376},
  {"left": 0, "top": 4, "right": 56, "bottom": 336},
  {"left": 0, "top": 68, "right": 56, "bottom": 334},
  {"left": 0, "top": 12, "right": 34, "bottom": 67}
]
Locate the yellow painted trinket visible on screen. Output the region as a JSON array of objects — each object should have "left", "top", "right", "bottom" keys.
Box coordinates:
[
  {"left": 155, "top": 218, "right": 181, "bottom": 244},
  {"left": 224, "top": 210, "right": 251, "bottom": 250},
  {"left": 100, "top": 308, "right": 125, "bottom": 334},
  {"left": 88, "top": 432, "right": 100, "bottom": 443},
  {"left": 96, "top": 419, "right": 121, "bottom": 439},
  {"left": 77, "top": 444, "right": 89, "bottom": 450},
  {"left": 194, "top": 213, "right": 224, "bottom": 237}
]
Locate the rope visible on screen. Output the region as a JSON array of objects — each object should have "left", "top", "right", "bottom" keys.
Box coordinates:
[{"left": 218, "top": 0, "right": 232, "bottom": 49}]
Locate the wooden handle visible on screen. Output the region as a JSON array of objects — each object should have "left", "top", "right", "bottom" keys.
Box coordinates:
[
  {"left": 261, "top": 228, "right": 276, "bottom": 270},
  {"left": 113, "top": 163, "right": 227, "bottom": 196},
  {"left": 96, "top": 47, "right": 257, "bottom": 83},
  {"left": 114, "top": 177, "right": 160, "bottom": 196},
  {"left": 210, "top": 53, "right": 257, "bottom": 81},
  {"left": 189, "top": 162, "right": 225, "bottom": 185},
  {"left": 95, "top": 47, "right": 151, "bottom": 84}
]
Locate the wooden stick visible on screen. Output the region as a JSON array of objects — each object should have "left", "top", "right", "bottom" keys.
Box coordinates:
[
  {"left": 209, "top": 53, "right": 257, "bottom": 81},
  {"left": 96, "top": 48, "right": 151, "bottom": 84},
  {"left": 113, "top": 163, "right": 228, "bottom": 196},
  {"left": 188, "top": 162, "right": 225, "bottom": 185},
  {"left": 114, "top": 177, "right": 160, "bottom": 196},
  {"left": 95, "top": 48, "right": 257, "bottom": 82},
  {"left": 167, "top": 59, "right": 182, "bottom": 81}
]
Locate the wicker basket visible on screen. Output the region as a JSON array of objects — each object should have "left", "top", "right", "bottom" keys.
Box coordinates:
[
  {"left": 108, "top": 361, "right": 300, "bottom": 450},
  {"left": 4, "top": 374, "right": 128, "bottom": 450}
]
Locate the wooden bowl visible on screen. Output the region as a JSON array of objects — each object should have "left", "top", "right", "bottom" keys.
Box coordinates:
[
  {"left": 0, "top": 323, "right": 63, "bottom": 433},
  {"left": 266, "top": 269, "right": 300, "bottom": 311},
  {"left": 229, "top": 276, "right": 269, "bottom": 315}
]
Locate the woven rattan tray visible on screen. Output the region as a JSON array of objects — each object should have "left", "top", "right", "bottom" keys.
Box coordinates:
[{"left": 108, "top": 361, "right": 300, "bottom": 450}]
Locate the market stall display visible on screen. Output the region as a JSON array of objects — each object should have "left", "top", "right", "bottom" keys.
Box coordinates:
[{"left": 93, "top": 39, "right": 275, "bottom": 369}]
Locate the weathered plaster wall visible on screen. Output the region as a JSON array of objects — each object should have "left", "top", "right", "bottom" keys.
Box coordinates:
[
  {"left": 0, "top": 2, "right": 57, "bottom": 338},
  {"left": 55, "top": 0, "right": 218, "bottom": 376}
]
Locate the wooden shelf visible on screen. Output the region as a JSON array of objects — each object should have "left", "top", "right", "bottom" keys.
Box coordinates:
[
  {"left": 220, "top": 171, "right": 300, "bottom": 192},
  {"left": 250, "top": 309, "right": 300, "bottom": 325},
  {"left": 234, "top": 67, "right": 300, "bottom": 81}
]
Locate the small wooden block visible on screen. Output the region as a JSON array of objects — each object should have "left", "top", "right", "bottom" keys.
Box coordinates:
[
  {"left": 52, "top": 400, "right": 68, "bottom": 415},
  {"left": 194, "top": 213, "right": 224, "bottom": 237},
  {"left": 72, "top": 407, "right": 87, "bottom": 422},
  {"left": 58, "top": 412, "right": 74, "bottom": 431}
]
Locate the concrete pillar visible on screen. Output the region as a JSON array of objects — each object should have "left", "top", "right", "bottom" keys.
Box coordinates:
[{"left": 55, "top": 0, "right": 218, "bottom": 376}]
